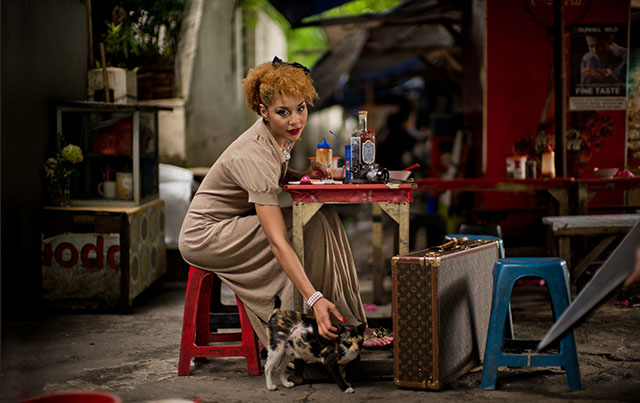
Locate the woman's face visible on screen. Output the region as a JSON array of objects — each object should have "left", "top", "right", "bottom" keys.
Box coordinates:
[{"left": 260, "top": 94, "right": 308, "bottom": 147}]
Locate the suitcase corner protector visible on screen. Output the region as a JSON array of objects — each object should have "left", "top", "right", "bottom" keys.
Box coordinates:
[{"left": 427, "top": 379, "right": 441, "bottom": 390}]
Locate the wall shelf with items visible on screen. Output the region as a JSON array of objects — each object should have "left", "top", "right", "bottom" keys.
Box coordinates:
[{"left": 56, "top": 101, "right": 171, "bottom": 206}]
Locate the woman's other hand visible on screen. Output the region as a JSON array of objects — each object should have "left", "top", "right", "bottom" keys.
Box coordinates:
[
  {"left": 305, "top": 161, "right": 328, "bottom": 179},
  {"left": 312, "top": 297, "right": 346, "bottom": 340}
]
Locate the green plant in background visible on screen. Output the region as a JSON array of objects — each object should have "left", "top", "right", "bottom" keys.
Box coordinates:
[
  {"left": 242, "top": 0, "right": 402, "bottom": 69},
  {"left": 319, "top": 0, "right": 402, "bottom": 17},
  {"left": 286, "top": 27, "right": 329, "bottom": 69},
  {"left": 289, "top": 0, "right": 402, "bottom": 67},
  {"left": 121, "top": 0, "right": 186, "bottom": 59},
  {"left": 43, "top": 134, "right": 84, "bottom": 206},
  {"left": 101, "top": 21, "right": 146, "bottom": 68},
  {"left": 99, "top": 0, "right": 186, "bottom": 68}
]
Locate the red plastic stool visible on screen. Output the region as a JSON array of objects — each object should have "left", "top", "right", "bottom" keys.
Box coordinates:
[{"left": 178, "top": 266, "right": 262, "bottom": 376}]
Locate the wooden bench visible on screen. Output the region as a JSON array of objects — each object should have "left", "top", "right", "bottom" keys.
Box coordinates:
[{"left": 542, "top": 214, "right": 640, "bottom": 282}]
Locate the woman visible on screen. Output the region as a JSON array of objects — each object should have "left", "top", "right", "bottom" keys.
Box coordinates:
[{"left": 179, "top": 57, "right": 390, "bottom": 348}]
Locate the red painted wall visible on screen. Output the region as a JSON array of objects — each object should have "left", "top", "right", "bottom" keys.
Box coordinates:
[{"left": 484, "top": 0, "right": 629, "bottom": 220}]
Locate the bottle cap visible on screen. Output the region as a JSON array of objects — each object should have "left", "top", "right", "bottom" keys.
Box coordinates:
[{"left": 317, "top": 138, "right": 331, "bottom": 148}]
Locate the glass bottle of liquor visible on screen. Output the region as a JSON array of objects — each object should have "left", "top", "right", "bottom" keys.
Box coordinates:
[{"left": 359, "top": 110, "right": 375, "bottom": 168}]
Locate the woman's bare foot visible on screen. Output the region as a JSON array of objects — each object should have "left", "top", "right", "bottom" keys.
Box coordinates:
[{"left": 363, "top": 327, "right": 393, "bottom": 350}]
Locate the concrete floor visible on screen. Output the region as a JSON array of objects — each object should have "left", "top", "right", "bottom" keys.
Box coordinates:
[
  {"left": 2, "top": 274, "right": 640, "bottom": 402},
  {"left": 2, "top": 212, "right": 640, "bottom": 402}
]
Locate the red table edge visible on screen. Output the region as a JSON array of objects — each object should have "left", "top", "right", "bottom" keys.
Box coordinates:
[{"left": 284, "top": 183, "right": 415, "bottom": 203}]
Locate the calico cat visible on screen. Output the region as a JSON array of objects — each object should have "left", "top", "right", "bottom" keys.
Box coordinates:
[{"left": 264, "top": 296, "right": 365, "bottom": 393}]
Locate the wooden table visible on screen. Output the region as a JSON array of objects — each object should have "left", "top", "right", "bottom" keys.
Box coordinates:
[
  {"left": 284, "top": 183, "right": 416, "bottom": 308},
  {"left": 542, "top": 214, "right": 640, "bottom": 282},
  {"left": 575, "top": 177, "right": 640, "bottom": 215},
  {"left": 413, "top": 178, "right": 575, "bottom": 215}
]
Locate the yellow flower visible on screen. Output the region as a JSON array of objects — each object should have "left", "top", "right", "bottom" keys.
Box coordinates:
[
  {"left": 44, "top": 157, "right": 58, "bottom": 178},
  {"left": 61, "top": 144, "right": 83, "bottom": 163}
]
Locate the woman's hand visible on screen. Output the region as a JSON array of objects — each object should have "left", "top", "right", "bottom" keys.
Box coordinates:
[
  {"left": 305, "top": 161, "right": 328, "bottom": 179},
  {"left": 285, "top": 162, "right": 327, "bottom": 182},
  {"left": 312, "top": 297, "right": 346, "bottom": 340}
]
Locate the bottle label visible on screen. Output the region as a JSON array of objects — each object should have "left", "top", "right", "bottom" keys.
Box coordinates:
[
  {"left": 350, "top": 137, "right": 361, "bottom": 168},
  {"left": 362, "top": 140, "right": 375, "bottom": 165}
]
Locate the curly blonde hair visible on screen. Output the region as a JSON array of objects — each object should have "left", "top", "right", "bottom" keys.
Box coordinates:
[{"left": 242, "top": 58, "right": 319, "bottom": 114}]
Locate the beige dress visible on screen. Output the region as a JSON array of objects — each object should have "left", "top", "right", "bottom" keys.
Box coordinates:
[{"left": 179, "top": 118, "right": 366, "bottom": 344}]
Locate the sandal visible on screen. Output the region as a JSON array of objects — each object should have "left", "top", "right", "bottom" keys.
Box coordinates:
[{"left": 363, "top": 327, "right": 393, "bottom": 350}]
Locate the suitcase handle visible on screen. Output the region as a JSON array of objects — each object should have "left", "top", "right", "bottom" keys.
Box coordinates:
[
  {"left": 423, "top": 237, "right": 489, "bottom": 258},
  {"left": 437, "top": 236, "right": 469, "bottom": 251}
]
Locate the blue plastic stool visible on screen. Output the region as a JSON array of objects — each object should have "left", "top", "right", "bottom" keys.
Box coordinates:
[{"left": 481, "top": 258, "right": 581, "bottom": 391}]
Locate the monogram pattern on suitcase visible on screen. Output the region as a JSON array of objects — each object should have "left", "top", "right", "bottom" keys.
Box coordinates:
[{"left": 394, "top": 260, "right": 436, "bottom": 388}]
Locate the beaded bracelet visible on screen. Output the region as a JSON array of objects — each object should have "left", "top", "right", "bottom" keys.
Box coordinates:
[{"left": 306, "top": 291, "right": 324, "bottom": 309}]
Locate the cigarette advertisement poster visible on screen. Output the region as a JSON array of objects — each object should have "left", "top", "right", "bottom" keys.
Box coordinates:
[{"left": 569, "top": 24, "right": 628, "bottom": 111}]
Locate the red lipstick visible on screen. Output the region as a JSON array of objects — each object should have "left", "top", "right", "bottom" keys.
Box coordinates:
[{"left": 287, "top": 128, "right": 301, "bottom": 135}]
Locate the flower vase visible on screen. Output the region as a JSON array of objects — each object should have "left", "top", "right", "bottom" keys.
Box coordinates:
[{"left": 50, "top": 179, "right": 71, "bottom": 207}]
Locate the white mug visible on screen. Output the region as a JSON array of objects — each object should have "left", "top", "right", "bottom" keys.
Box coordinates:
[
  {"left": 116, "top": 172, "right": 133, "bottom": 200},
  {"left": 98, "top": 181, "right": 116, "bottom": 199}
]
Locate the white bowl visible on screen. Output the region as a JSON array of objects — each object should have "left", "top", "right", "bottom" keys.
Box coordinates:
[
  {"left": 389, "top": 171, "right": 412, "bottom": 181},
  {"left": 594, "top": 168, "right": 619, "bottom": 179}
]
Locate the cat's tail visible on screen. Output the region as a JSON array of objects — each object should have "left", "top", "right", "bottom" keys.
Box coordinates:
[
  {"left": 267, "top": 295, "right": 281, "bottom": 326},
  {"left": 267, "top": 295, "right": 282, "bottom": 323}
]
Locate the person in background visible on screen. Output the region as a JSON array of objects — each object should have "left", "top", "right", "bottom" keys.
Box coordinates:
[
  {"left": 377, "top": 99, "right": 423, "bottom": 171},
  {"left": 179, "top": 57, "right": 392, "bottom": 349}
]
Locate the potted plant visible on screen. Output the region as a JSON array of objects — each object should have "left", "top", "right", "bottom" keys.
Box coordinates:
[
  {"left": 88, "top": 9, "right": 144, "bottom": 104},
  {"left": 88, "top": 2, "right": 185, "bottom": 102}
]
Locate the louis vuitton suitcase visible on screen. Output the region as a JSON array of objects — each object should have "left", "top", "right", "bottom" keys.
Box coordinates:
[{"left": 391, "top": 238, "right": 500, "bottom": 389}]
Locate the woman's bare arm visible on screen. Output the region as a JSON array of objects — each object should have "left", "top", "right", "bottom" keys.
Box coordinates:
[{"left": 255, "top": 203, "right": 344, "bottom": 339}]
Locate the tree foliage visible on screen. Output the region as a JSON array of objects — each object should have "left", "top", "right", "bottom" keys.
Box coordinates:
[
  {"left": 289, "top": 0, "right": 402, "bottom": 68},
  {"left": 242, "top": 0, "right": 402, "bottom": 69}
]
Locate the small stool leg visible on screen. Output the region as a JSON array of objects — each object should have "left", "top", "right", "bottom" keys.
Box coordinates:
[
  {"left": 561, "top": 334, "right": 582, "bottom": 390},
  {"left": 178, "top": 268, "right": 204, "bottom": 376},
  {"left": 481, "top": 275, "right": 512, "bottom": 390},
  {"left": 196, "top": 272, "right": 213, "bottom": 346},
  {"left": 236, "top": 296, "right": 262, "bottom": 375},
  {"left": 547, "top": 269, "right": 582, "bottom": 390}
]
